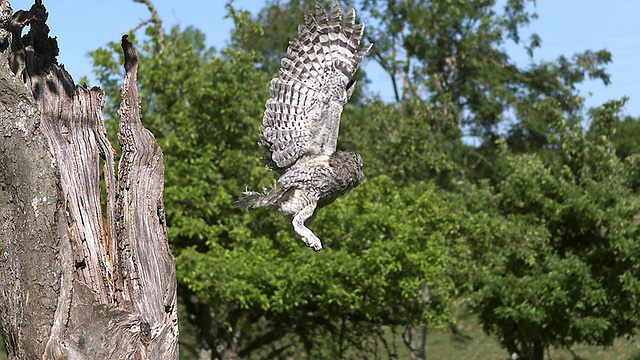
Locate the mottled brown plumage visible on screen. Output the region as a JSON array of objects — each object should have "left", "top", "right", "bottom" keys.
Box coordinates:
[{"left": 235, "top": 1, "right": 371, "bottom": 251}]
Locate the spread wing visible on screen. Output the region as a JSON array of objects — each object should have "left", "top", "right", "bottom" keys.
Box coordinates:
[{"left": 260, "top": 1, "right": 372, "bottom": 170}]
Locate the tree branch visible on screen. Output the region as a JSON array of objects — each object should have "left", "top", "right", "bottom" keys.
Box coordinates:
[
  {"left": 132, "top": 0, "right": 165, "bottom": 50},
  {"left": 366, "top": 33, "right": 400, "bottom": 103}
]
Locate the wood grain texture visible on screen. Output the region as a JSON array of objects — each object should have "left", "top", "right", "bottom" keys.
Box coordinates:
[{"left": 0, "top": 1, "right": 178, "bottom": 358}]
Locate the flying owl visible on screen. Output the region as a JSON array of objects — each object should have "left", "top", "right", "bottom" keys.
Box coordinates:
[{"left": 234, "top": 1, "right": 372, "bottom": 252}]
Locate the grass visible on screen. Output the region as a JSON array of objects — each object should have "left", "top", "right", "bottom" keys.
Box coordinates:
[
  {"left": 0, "top": 312, "right": 637, "bottom": 359},
  {"left": 412, "top": 313, "right": 640, "bottom": 360}
]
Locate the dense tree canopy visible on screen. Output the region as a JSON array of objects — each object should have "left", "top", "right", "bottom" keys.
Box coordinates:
[
  {"left": 469, "top": 99, "right": 640, "bottom": 358},
  {"left": 88, "top": 1, "right": 639, "bottom": 359}
]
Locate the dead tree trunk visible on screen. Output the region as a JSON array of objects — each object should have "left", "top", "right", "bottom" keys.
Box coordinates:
[{"left": 0, "top": 1, "right": 178, "bottom": 358}]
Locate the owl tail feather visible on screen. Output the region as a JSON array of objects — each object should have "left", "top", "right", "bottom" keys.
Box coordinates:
[{"left": 233, "top": 187, "right": 282, "bottom": 209}]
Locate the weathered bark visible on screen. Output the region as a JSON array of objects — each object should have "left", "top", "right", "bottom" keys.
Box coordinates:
[{"left": 0, "top": 1, "right": 178, "bottom": 358}]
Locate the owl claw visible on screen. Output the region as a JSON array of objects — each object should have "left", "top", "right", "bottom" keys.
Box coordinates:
[
  {"left": 302, "top": 234, "right": 323, "bottom": 252},
  {"left": 292, "top": 202, "right": 324, "bottom": 251}
]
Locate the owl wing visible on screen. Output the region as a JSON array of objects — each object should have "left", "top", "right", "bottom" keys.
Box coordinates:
[{"left": 260, "top": 1, "right": 372, "bottom": 170}]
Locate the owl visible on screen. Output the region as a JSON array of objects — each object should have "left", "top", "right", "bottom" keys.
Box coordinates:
[{"left": 235, "top": 1, "right": 372, "bottom": 252}]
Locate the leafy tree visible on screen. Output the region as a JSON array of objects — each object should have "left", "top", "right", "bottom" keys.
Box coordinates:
[
  {"left": 178, "top": 176, "right": 471, "bottom": 358},
  {"left": 231, "top": 0, "right": 616, "bottom": 188},
  {"left": 339, "top": 98, "right": 464, "bottom": 187},
  {"left": 88, "top": 1, "right": 640, "bottom": 359},
  {"left": 598, "top": 114, "right": 640, "bottom": 161},
  {"left": 344, "top": 0, "right": 611, "bottom": 144},
  {"left": 468, "top": 99, "right": 640, "bottom": 360},
  {"left": 90, "top": 6, "right": 466, "bottom": 359},
  {"left": 242, "top": 0, "right": 614, "bottom": 186},
  {"left": 229, "top": 0, "right": 310, "bottom": 75}
]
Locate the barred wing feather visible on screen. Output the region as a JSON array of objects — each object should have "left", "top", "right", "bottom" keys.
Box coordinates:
[{"left": 260, "top": 1, "right": 372, "bottom": 169}]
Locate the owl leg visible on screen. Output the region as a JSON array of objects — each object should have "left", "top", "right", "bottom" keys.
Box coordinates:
[{"left": 292, "top": 201, "right": 322, "bottom": 252}]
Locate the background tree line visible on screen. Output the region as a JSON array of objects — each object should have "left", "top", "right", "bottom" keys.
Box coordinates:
[{"left": 86, "top": 0, "right": 640, "bottom": 359}]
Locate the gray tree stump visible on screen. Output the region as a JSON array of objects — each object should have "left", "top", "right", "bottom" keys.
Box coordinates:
[{"left": 0, "top": 1, "right": 178, "bottom": 358}]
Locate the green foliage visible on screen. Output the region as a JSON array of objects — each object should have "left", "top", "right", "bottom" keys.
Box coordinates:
[
  {"left": 602, "top": 114, "right": 640, "bottom": 161},
  {"left": 90, "top": 8, "right": 465, "bottom": 358},
  {"left": 178, "top": 176, "right": 469, "bottom": 358},
  {"left": 228, "top": 0, "right": 310, "bottom": 75},
  {"left": 469, "top": 99, "right": 640, "bottom": 359},
  {"left": 345, "top": 0, "right": 611, "bottom": 142},
  {"left": 340, "top": 98, "right": 462, "bottom": 186},
  {"left": 88, "top": 1, "right": 640, "bottom": 359}
]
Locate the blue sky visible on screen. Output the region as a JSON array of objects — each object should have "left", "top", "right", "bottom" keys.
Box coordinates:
[{"left": 10, "top": 0, "right": 640, "bottom": 117}]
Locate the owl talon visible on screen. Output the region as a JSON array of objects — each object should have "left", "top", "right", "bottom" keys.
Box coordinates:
[{"left": 303, "top": 235, "right": 323, "bottom": 252}]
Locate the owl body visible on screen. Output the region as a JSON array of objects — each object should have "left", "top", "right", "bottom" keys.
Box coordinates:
[
  {"left": 279, "top": 151, "right": 364, "bottom": 210},
  {"left": 235, "top": 1, "right": 371, "bottom": 251}
]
